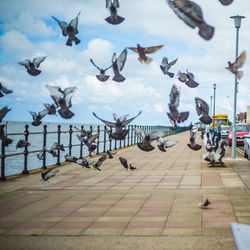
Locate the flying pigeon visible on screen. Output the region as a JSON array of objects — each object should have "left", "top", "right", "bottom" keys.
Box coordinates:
[
  {"left": 43, "top": 103, "right": 58, "bottom": 115},
  {"left": 157, "top": 136, "right": 176, "bottom": 152},
  {"left": 160, "top": 57, "right": 178, "bottom": 78},
  {"left": 167, "top": 0, "right": 215, "bottom": 40},
  {"left": 90, "top": 59, "right": 113, "bottom": 82},
  {"left": 199, "top": 198, "right": 211, "bottom": 208},
  {"left": 76, "top": 132, "right": 99, "bottom": 152},
  {"left": 127, "top": 44, "right": 164, "bottom": 64},
  {"left": 0, "top": 83, "right": 13, "bottom": 97},
  {"left": 93, "top": 155, "right": 107, "bottom": 171},
  {"left": 105, "top": 0, "right": 125, "bottom": 25},
  {"left": 19, "top": 57, "right": 46, "bottom": 76},
  {"left": 41, "top": 169, "right": 59, "bottom": 183},
  {"left": 46, "top": 143, "right": 65, "bottom": 157},
  {"left": 187, "top": 125, "right": 202, "bottom": 151},
  {"left": 93, "top": 111, "right": 142, "bottom": 140},
  {"left": 37, "top": 151, "right": 44, "bottom": 161},
  {"left": 29, "top": 109, "right": 48, "bottom": 126},
  {"left": 46, "top": 85, "right": 77, "bottom": 119},
  {"left": 167, "top": 85, "right": 189, "bottom": 129},
  {"left": 0, "top": 125, "right": 12, "bottom": 147},
  {"left": 119, "top": 157, "right": 129, "bottom": 170},
  {"left": 225, "top": 50, "right": 246, "bottom": 80},
  {"left": 76, "top": 157, "right": 94, "bottom": 168},
  {"left": 106, "top": 150, "right": 117, "bottom": 159},
  {"left": 111, "top": 49, "right": 127, "bottom": 82},
  {"left": 64, "top": 154, "right": 78, "bottom": 162},
  {"left": 177, "top": 70, "right": 199, "bottom": 88},
  {"left": 218, "top": 0, "right": 233, "bottom": 6},
  {"left": 195, "top": 97, "right": 212, "bottom": 125},
  {"left": 0, "top": 106, "right": 11, "bottom": 123},
  {"left": 52, "top": 11, "right": 81, "bottom": 46},
  {"left": 16, "top": 139, "right": 30, "bottom": 149}
]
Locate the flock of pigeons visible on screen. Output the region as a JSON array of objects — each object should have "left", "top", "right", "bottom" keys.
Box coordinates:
[{"left": 0, "top": 0, "right": 246, "bottom": 195}]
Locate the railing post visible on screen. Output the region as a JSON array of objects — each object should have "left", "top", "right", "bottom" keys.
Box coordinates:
[
  {"left": 103, "top": 126, "right": 107, "bottom": 152},
  {"left": 134, "top": 125, "right": 137, "bottom": 145},
  {"left": 80, "top": 125, "right": 84, "bottom": 158},
  {"left": 109, "top": 128, "right": 112, "bottom": 151},
  {"left": 114, "top": 128, "right": 117, "bottom": 150},
  {"left": 96, "top": 125, "right": 100, "bottom": 154},
  {"left": 130, "top": 125, "right": 133, "bottom": 145},
  {"left": 1, "top": 125, "right": 6, "bottom": 181},
  {"left": 89, "top": 126, "right": 93, "bottom": 157},
  {"left": 22, "top": 124, "right": 29, "bottom": 175},
  {"left": 57, "top": 125, "right": 61, "bottom": 165},
  {"left": 42, "top": 125, "right": 47, "bottom": 169},
  {"left": 69, "top": 125, "right": 73, "bottom": 156},
  {"left": 127, "top": 125, "right": 130, "bottom": 146}
]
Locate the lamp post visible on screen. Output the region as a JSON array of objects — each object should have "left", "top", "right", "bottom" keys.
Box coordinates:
[
  {"left": 213, "top": 84, "right": 216, "bottom": 116},
  {"left": 210, "top": 96, "right": 213, "bottom": 117},
  {"left": 231, "top": 15, "right": 245, "bottom": 159}
]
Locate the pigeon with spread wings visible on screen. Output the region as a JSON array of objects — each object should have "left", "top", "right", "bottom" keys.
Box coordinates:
[
  {"left": 105, "top": 0, "right": 125, "bottom": 25},
  {"left": 177, "top": 70, "right": 199, "bottom": 88},
  {"left": 90, "top": 59, "right": 113, "bottom": 82},
  {"left": 160, "top": 57, "right": 178, "bottom": 78},
  {"left": 29, "top": 109, "right": 48, "bottom": 126},
  {"left": 128, "top": 44, "right": 164, "bottom": 64},
  {"left": 195, "top": 97, "right": 212, "bottom": 125},
  {"left": 0, "top": 83, "right": 13, "bottom": 98},
  {"left": 93, "top": 111, "right": 142, "bottom": 140},
  {"left": 19, "top": 57, "right": 46, "bottom": 76},
  {"left": 43, "top": 103, "right": 58, "bottom": 115},
  {"left": 225, "top": 50, "right": 246, "bottom": 80},
  {"left": 46, "top": 85, "right": 77, "bottom": 119},
  {"left": 167, "top": 0, "right": 214, "bottom": 40},
  {"left": 167, "top": 85, "right": 189, "bottom": 129},
  {"left": 112, "top": 49, "right": 127, "bottom": 82},
  {"left": 187, "top": 125, "right": 202, "bottom": 151},
  {"left": 76, "top": 131, "right": 100, "bottom": 152},
  {"left": 52, "top": 11, "right": 81, "bottom": 46},
  {"left": 41, "top": 169, "right": 59, "bottom": 183}
]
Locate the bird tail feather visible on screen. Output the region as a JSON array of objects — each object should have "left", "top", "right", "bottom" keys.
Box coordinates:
[
  {"left": 112, "top": 73, "right": 125, "bottom": 82},
  {"left": 198, "top": 23, "right": 215, "bottom": 41},
  {"left": 105, "top": 15, "right": 125, "bottom": 25},
  {"left": 236, "top": 70, "right": 243, "bottom": 80},
  {"left": 144, "top": 56, "right": 153, "bottom": 64}
]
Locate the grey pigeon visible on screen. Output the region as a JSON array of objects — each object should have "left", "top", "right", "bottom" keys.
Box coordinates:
[
  {"left": 0, "top": 106, "right": 11, "bottom": 123},
  {"left": 16, "top": 139, "right": 30, "bottom": 149},
  {"left": 19, "top": 57, "right": 46, "bottom": 76},
  {"left": 52, "top": 11, "right": 81, "bottom": 46},
  {"left": 46, "top": 85, "right": 76, "bottom": 119},
  {"left": 119, "top": 157, "right": 129, "bottom": 170},
  {"left": 177, "top": 70, "right": 199, "bottom": 88},
  {"left": 167, "top": 0, "right": 214, "bottom": 40},
  {"left": 112, "top": 49, "right": 127, "bottom": 82},
  {"left": 41, "top": 169, "right": 59, "bottom": 183},
  {"left": 128, "top": 44, "right": 164, "bottom": 64},
  {"left": 46, "top": 143, "right": 65, "bottom": 157},
  {"left": 187, "top": 125, "right": 202, "bottom": 151},
  {"left": 106, "top": 150, "right": 117, "bottom": 159},
  {"left": 167, "top": 85, "right": 189, "bottom": 129},
  {"left": 43, "top": 103, "right": 58, "bottom": 115},
  {"left": 93, "top": 111, "right": 142, "bottom": 140},
  {"left": 105, "top": 0, "right": 125, "bottom": 25},
  {"left": 195, "top": 97, "right": 212, "bottom": 125},
  {"left": 76, "top": 132, "right": 99, "bottom": 152},
  {"left": 90, "top": 59, "right": 113, "bottom": 82},
  {"left": 160, "top": 57, "right": 178, "bottom": 78},
  {"left": 29, "top": 109, "right": 48, "bottom": 126},
  {"left": 76, "top": 157, "right": 94, "bottom": 168},
  {"left": 0, "top": 125, "right": 12, "bottom": 147},
  {"left": 218, "top": 0, "right": 233, "bottom": 6},
  {"left": 0, "top": 83, "right": 13, "bottom": 97},
  {"left": 37, "top": 151, "right": 44, "bottom": 161},
  {"left": 64, "top": 154, "right": 78, "bottom": 162},
  {"left": 225, "top": 50, "right": 246, "bottom": 80},
  {"left": 93, "top": 155, "right": 107, "bottom": 171}
]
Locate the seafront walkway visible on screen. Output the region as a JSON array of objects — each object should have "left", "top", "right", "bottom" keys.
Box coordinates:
[{"left": 0, "top": 131, "right": 250, "bottom": 249}]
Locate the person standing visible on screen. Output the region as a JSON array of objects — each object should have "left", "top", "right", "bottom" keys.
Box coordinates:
[{"left": 217, "top": 121, "right": 222, "bottom": 141}]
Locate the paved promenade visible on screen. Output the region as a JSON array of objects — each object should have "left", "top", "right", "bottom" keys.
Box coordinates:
[{"left": 0, "top": 131, "right": 250, "bottom": 249}]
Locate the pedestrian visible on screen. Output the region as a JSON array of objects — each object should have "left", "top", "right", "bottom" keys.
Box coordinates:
[{"left": 217, "top": 121, "right": 222, "bottom": 141}]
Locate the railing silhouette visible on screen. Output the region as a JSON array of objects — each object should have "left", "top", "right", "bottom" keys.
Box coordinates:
[{"left": 0, "top": 124, "right": 188, "bottom": 180}]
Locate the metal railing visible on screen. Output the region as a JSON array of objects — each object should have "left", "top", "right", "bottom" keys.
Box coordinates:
[{"left": 0, "top": 124, "right": 188, "bottom": 180}]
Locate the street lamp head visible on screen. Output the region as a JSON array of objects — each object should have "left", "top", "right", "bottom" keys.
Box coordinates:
[
  {"left": 213, "top": 83, "right": 216, "bottom": 89},
  {"left": 230, "top": 15, "right": 245, "bottom": 28}
]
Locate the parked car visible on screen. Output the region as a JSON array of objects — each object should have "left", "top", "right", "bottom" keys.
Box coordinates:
[
  {"left": 221, "top": 126, "right": 231, "bottom": 139},
  {"left": 228, "top": 124, "right": 250, "bottom": 146},
  {"left": 244, "top": 132, "right": 250, "bottom": 160}
]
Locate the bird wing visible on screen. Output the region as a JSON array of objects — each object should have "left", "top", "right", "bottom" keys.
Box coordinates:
[
  {"left": 169, "top": 84, "right": 180, "bottom": 107},
  {"left": 121, "top": 111, "right": 142, "bottom": 126},
  {"left": 195, "top": 97, "right": 209, "bottom": 115},
  {"left": 18, "top": 59, "right": 31, "bottom": 70},
  {"left": 69, "top": 11, "right": 81, "bottom": 34},
  {"left": 90, "top": 59, "right": 101, "bottom": 71},
  {"left": 144, "top": 45, "right": 164, "bottom": 54},
  {"left": 38, "top": 109, "right": 49, "bottom": 118},
  {"left": 106, "top": 0, "right": 111, "bottom": 9},
  {"left": 92, "top": 112, "right": 116, "bottom": 128},
  {"left": 235, "top": 50, "right": 246, "bottom": 69},
  {"left": 113, "top": 0, "right": 120, "bottom": 8},
  {"left": 29, "top": 111, "right": 37, "bottom": 120},
  {"left": 0, "top": 83, "right": 13, "bottom": 94},
  {"left": 117, "top": 49, "right": 127, "bottom": 71},
  {"left": 161, "top": 57, "right": 169, "bottom": 66},
  {"left": 88, "top": 133, "right": 99, "bottom": 144},
  {"left": 164, "top": 140, "right": 176, "bottom": 147},
  {"left": 179, "top": 111, "right": 189, "bottom": 122},
  {"left": 51, "top": 143, "right": 58, "bottom": 150},
  {"left": 127, "top": 47, "right": 138, "bottom": 54},
  {"left": 169, "top": 57, "right": 178, "bottom": 67},
  {"left": 64, "top": 87, "right": 77, "bottom": 108},
  {"left": 33, "top": 56, "right": 47, "bottom": 69},
  {"left": 218, "top": 0, "right": 233, "bottom": 6},
  {"left": 46, "top": 85, "right": 64, "bottom": 107},
  {"left": 133, "top": 128, "right": 145, "bottom": 140},
  {"left": 150, "top": 131, "right": 166, "bottom": 141},
  {"left": 119, "top": 114, "right": 129, "bottom": 123},
  {"left": 113, "top": 113, "right": 119, "bottom": 121},
  {"left": 52, "top": 16, "right": 68, "bottom": 36}
]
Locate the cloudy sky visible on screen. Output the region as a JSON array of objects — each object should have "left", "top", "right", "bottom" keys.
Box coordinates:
[{"left": 0, "top": 0, "right": 249, "bottom": 126}]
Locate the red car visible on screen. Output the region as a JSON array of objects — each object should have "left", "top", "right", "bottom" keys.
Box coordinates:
[{"left": 228, "top": 124, "right": 250, "bottom": 146}]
